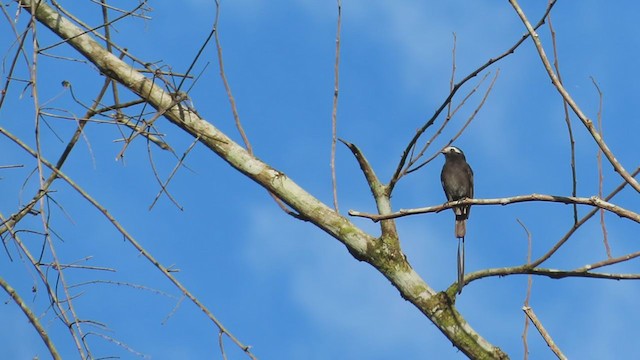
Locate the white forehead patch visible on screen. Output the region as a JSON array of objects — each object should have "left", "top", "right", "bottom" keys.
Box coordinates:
[{"left": 443, "top": 146, "right": 462, "bottom": 154}]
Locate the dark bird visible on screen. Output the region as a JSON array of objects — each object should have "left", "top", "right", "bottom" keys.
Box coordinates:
[{"left": 440, "top": 146, "right": 474, "bottom": 294}]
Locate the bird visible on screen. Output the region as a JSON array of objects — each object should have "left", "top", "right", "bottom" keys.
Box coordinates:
[{"left": 440, "top": 146, "right": 474, "bottom": 294}]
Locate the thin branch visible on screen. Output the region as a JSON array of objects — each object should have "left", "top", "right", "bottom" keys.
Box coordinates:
[
  {"left": 0, "top": 21, "right": 29, "bottom": 110},
  {"left": 176, "top": 21, "right": 214, "bottom": 93},
  {"left": 447, "top": 32, "right": 457, "bottom": 118},
  {"left": 465, "top": 265, "right": 640, "bottom": 283},
  {"left": 147, "top": 137, "right": 199, "bottom": 210},
  {"left": 522, "top": 306, "right": 567, "bottom": 360},
  {"left": 84, "top": 332, "right": 149, "bottom": 359},
  {"left": 591, "top": 77, "right": 611, "bottom": 258},
  {"left": 509, "top": 0, "right": 640, "bottom": 194},
  {"left": 517, "top": 219, "right": 533, "bottom": 360},
  {"left": 213, "top": 0, "right": 251, "bottom": 154},
  {"left": 547, "top": 12, "right": 578, "bottom": 225},
  {"left": 330, "top": 0, "right": 342, "bottom": 212},
  {"left": 575, "top": 250, "right": 640, "bottom": 272},
  {"left": 88, "top": 0, "right": 150, "bottom": 18},
  {"left": 0, "top": 164, "right": 24, "bottom": 169},
  {"left": 219, "top": 331, "right": 229, "bottom": 360},
  {"left": 349, "top": 194, "right": 640, "bottom": 223},
  {"left": 267, "top": 192, "right": 306, "bottom": 220},
  {"left": 55, "top": 79, "right": 110, "bottom": 170},
  {"left": 89, "top": 99, "right": 146, "bottom": 116},
  {"left": 69, "top": 280, "right": 178, "bottom": 300},
  {"left": 161, "top": 295, "right": 185, "bottom": 325},
  {"left": 115, "top": 115, "right": 172, "bottom": 151},
  {"left": 0, "top": 275, "right": 62, "bottom": 360},
  {"left": 100, "top": 4, "right": 130, "bottom": 172}
]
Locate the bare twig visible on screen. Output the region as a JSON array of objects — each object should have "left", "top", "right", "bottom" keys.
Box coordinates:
[
  {"left": 89, "top": 99, "right": 146, "bottom": 116},
  {"left": 176, "top": 26, "right": 215, "bottom": 93},
  {"left": 447, "top": 33, "right": 457, "bottom": 118},
  {"left": 70, "top": 280, "right": 177, "bottom": 299},
  {"left": 115, "top": 115, "right": 172, "bottom": 151},
  {"left": 85, "top": 332, "right": 149, "bottom": 359},
  {"left": 55, "top": 78, "right": 110, "bottom": 170},
  {"left": 88, "top": 0, "right": 150, "bottom": 18},
  {"left": 101, "top": 7, "right": 129, "bottom": 166},
  {"left": 0, "top": 164, "right": 24, "bottom": 169},
  {"left": 522, "top": 306, "right": 567, "bottom": 360},
  {"left": 213, "top": 0, "right": 251, "bottom": 154},
  {"left": 330, "top": 0, "right": 342, "bottom": 212},
  {"left": 162, "top": 295, "right": 185, "bottom": 325},
  {"left": 147, "top": 136, "right": 199, "bottom": 210},
  {"left": 547, "top": 12, "right": 578, "bottom": 225},
  {"left": 575, "top": 250, "right": 640, "bottom": 272},
  {"left": 40, "top": 260, "right": 115, "bottom": 272},
  {"left": 219, "top": 331, "right": 229, "bottom": 360},
  {"left": 0, "top": 18, "right": 29, "bottom": 110},
  {"left": 591, "top": 77, "right": 611, "bottom": 258},
  {"left": 517, "top": 219, "right": 533, "bottom": 360}
]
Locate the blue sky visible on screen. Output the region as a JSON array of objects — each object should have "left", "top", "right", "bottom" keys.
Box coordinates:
[{"left": 1, "top": 1, "right": 639, "bottom": 359}]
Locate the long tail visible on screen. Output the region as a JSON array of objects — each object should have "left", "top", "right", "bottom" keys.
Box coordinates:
[
  {"left": 457, "top": 237, "right": 465, "bottom": 294},
  {"left": 455, "top": 218, "right": 466, "bottom": 238}
]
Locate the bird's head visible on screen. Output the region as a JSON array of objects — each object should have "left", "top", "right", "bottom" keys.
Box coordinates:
[{"left": 441, "top": 146, "right": 465, "bottom": 159}]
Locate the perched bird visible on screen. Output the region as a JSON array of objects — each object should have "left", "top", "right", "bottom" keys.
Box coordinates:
[{"left": 440, "top": 146, "right": 474, "bottom": 294}]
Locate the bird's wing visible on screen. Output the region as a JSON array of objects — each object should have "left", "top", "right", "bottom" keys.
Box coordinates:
[{"left": 441, "top": 179, "right": 454, "bottom": 202}]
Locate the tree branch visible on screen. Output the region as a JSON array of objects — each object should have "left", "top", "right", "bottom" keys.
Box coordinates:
[
  {"left": 523, "top": 306, "right": 567, "bottom": 360},
  {"left": 0, "top": 275, "right": 61, "bottom": 360},
  {"left": 340, "top": 139, "right": 397, "bottom": 238},
  {"left": 508, "top": 0, "right": 640, "bottom": 194},
  {"left": 349, "top": 194, "right": 640, "bottom": 223}
]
